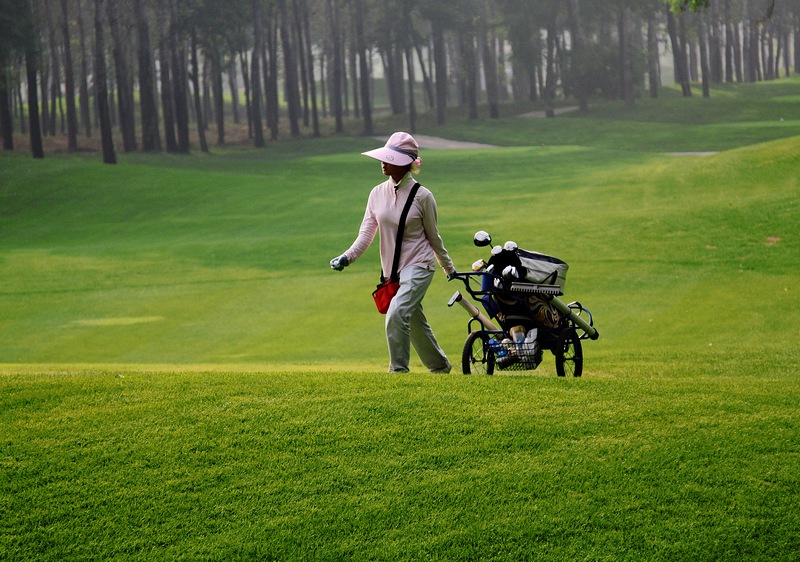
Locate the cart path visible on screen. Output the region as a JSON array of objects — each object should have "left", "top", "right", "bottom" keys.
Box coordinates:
[
  {"left": 386, "top": 107, "right": 717, "bottom": 156},
  {"left": 413, "top": 135, "right": 500, "bottom": 150},
  {"left": 516, "top": 106, "right": 579, "bottom": 119},
  {"left": 382, "top": 107, "right": 580, "bottom": 150}
]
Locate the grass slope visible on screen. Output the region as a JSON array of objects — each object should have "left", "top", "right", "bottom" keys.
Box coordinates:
[
  {"left": 2, "top": 369, "right": 798, "bottom": 561},
  {"left": 1, "top": 79, "right": 798, "bottom": 560}
]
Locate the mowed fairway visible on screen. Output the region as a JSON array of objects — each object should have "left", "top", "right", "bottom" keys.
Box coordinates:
[{"left": 1, "top": 80, "right": 799, "bottom": 560}]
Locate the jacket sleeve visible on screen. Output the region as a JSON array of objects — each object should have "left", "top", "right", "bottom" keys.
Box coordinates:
[
  {"left": 344, "top": 192, "right": 378, "bottom": 264},
  {"left": 420, "top": 191, "right": 456, "bottom": 275}
]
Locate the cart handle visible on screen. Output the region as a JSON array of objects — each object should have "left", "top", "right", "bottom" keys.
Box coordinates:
[{"left": 448, "top": 270, "right": 501, "bottom": 301}]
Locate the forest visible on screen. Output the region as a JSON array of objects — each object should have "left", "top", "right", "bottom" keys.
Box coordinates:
[{"left": 0, "top": 0, "right": 796, "bottom": 163}]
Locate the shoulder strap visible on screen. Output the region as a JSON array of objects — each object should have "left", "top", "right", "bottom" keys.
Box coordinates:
[{"left": 388, "top": 182, "right": 421, "bottom": 282}]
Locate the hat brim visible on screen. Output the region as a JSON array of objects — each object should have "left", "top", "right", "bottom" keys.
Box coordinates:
[{"left": 361, "top": 147, "right": 414, "bottom": 166}]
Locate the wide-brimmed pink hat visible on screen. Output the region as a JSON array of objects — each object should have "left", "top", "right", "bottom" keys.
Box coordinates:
[{"left": 362, "top": 132, "right": 419, "bottom": 166}]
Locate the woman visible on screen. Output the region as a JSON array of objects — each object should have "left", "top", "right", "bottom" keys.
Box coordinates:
[{"left": 330, "top": 132, "right": 456, "bottom": 373}]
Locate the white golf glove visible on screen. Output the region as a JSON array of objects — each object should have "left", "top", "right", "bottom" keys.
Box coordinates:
[
  {"left": 502, "top": 265, "right": 519, "bottom": 279},
  {"left": 330, "top": 254, "right": 349, "bottom": 271}
]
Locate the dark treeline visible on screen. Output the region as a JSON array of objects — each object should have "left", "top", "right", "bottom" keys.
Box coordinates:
[{"left": 0, "top": 0, "right": 797, "bottom": 162}]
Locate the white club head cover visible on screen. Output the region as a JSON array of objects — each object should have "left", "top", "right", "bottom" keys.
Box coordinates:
[{"left": 502, "top": 265, "right": 519, "bottom": 279}]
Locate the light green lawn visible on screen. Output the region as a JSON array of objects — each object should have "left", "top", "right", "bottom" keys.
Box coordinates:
[{"left": 1, "top": 78, "right": 798, "bottom": 561}]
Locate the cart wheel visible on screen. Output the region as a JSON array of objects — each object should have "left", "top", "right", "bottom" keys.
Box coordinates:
[
  {"left": 555, "top": 328, "right": 583, "bottom": 377},
  {"left": 462, "top": 331, "right": 495, "bottom": 375}
]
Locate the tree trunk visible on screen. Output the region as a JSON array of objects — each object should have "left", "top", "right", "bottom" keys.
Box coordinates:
[
  {"left": 795, "top": 16, "right": 800, "bottom": 74},
  {"left": 709, "top": 0, "right": 723, "bottom": 82},
  {"left": 348, "top": 26, "right": 359, "bottom": 118},
  {"left": 733, "top": 19, "right": 744, "bottom": 82},
  {"left": 157, "top": 3, "right": 178, "bottom": 153},
  {"left": 190, "top": 29, "right": 208, "bottom": 153},
  {"left": 60, "top": 0, "right": 78, "bottom": 151},
  {"left": 618, "top": 3, "right": 635, "bottom": 108},
  {"left": 250, "top": 0, "right": 265, "bottom": 147},
  {"left": 647, "top": 14, "right": 660, "bottom": 97},
  {"left": 698, "top": 14, "right": 711, "bottom": 97},
  {"left": 327, "top": 0, "right": 343, "bottom": 132},
  {"left": 134, "top": 0, "right": 161, "bottom": 151},
  {"left": 292, "top": 0, "right": 309, "bottom": 127},
  {"left": 107, "top": 0, "right": 137, "bottom": 151},
  {"left": 1, "top": 68, "right": 14, "bottom": 150},
  {"left": 744, "top": 0, "right": 760, "bottom": 82},
  {"left": 319, "top": 50, "right": 327, "bottom": 118},
  {"left": 781, "top": 30, "right": 789, "bottom": 78},
  {"left": 432, "top": 19, "right": 447, "bottom": 125},
  {"left": 405, "top": 46, "right": 417, "bottom": 133},
  {"left": 567, "top": 0, "right": 589, "bottom": 110},
  {"left": 544, "top": 1, "right": 559, "bottom": 116},
  {"left": 264, "top": 17, "right": 280, "bottom": 139},
  {"left": 278, "top": 0, "right": 301, "bottom": 136},
  {"left": 210, "top": 51, "right": 225, "bottom": 145},
  {"left": 26, "top": 55, "right": 44, "bottom": 157},
  {"left": 240, "top": 51, "right": 252, "bottom": 137},
  {"left": 414, "top": 43, "right": 434, "bottom": 110},
  {"left": 227, "top": 57, "right": 240, "bottom": 125},
  {"left": 354, "top": 0, "right": 372, "bottom": 136},
  {"left": 202, "top": 57, "right": 212, "bottom": 126},
  {"left": 461, "top": 28, "right": 479, "bottom": 121},
  {"left": 667, "top": 7, "right": 692, "bottom": 96},
  {"left": 93, "top": 0, "right": 116, "bottom": 163},
  {"left": 300, "top": 0, "right": 320, "bottom": 136},
  {"left": 45, "top": 5, "right": 60, "bottom": 137},
  {"left": 16, "top": 67, "right": 27, "bottom": 135},
  {"left": 76, "top": 0, "right": 92, "bottom": 137},
  {"left": 480, "top": 1, "right": 500, "bottom": 119}
]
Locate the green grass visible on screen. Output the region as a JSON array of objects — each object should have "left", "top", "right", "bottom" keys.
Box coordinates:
[
  {"left": 3, "top": 369, "right": 798, "bottom": 560},
  {"left": 1, "top": 79, "right": 799, "bottom": 560}
]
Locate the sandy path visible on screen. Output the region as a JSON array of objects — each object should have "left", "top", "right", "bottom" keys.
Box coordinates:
[
  {"left": 517, "top": 106, "right": 579, "bottom": 119},
  {"left": 380, "top": 106, "right": 580, "bottom": 150}
]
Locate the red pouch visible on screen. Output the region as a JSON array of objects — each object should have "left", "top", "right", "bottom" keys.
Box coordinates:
[{"left": 372, "top": 279, "right": 399, "bottom": 314}]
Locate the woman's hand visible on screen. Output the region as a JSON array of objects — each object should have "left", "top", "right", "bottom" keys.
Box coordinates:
[{"left": 330, "top": 255, "right": 349, "bottom": 271}]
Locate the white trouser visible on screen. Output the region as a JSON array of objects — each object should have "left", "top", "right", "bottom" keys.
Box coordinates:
[{"left": 385, "top": 266, "right": 451, "bottom": 373}]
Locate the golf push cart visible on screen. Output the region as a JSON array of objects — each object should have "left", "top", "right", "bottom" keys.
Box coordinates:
[{"left": 447, "top": 231, "right": 599, "bottom": 376}]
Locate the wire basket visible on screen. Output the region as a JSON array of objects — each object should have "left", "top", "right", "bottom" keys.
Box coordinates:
[{"left": 488, "top": 338, "right": 543, "bottom": 371}]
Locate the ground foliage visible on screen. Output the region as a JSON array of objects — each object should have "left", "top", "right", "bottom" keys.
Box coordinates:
[{"left": 1, "top": 79, "right": 798, "bottom": 560}]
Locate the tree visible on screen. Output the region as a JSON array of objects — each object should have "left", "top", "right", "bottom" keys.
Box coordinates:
[
  {"left": 0, "top": 66, "right": 12, "bottom": 150},
  {"left": 94, "top": 0, "right": 116, "bottom": 163},
  {"left": 697, "top": 10, "right": 711, "bottom": 97},
  {"left": 667, "top": 5, "right": 692, "bottom": 96},
  {"left": 543, "top": 0, "right": 560, "bottom": 117},
  {"left": 156, "top": 1, "right": 178, "bottom": 152},
  {"left": 60, "top": 0, "right": 78, "bottom": 151},
  {"left": 352, "top": 0, "right": 373, "bottom": 135},
  {"left": 278, "top": 0, "right": 301, "bottom": 136},
  {"left": 479, "top": 0, "right": 500, "bottom": 118},
  {"left": 134, "top": 0, "right": 161, "bottom": 151},
  {"left": 326, "top": 0, "right": 344, "bottom": 132},
  {"left": 75, "top": 0, "right": 92, "bottom": 137},
  {"left": 618, "top": 0, "right": 635, "bottom": 108},
  {"left": 0, "top": 0, "right": 27, "bottom": 150},
  {"left": 668, "top": 0, "right": 708, "bottom": 11},
  {"left": 566, "top": 0, "right": 589, "bottom": 110},
  {"left": 298, "top": 0, "right": 320, "bottom": 136},
  {"left": 250, "top": 0, "right": 265, "bottom": 147},
  {"left": 3, "top": 0, "right": 797, "bottom": 160},
  {"left": 169, "top": 0, "right": 190, "bottom": 153},
  {"left": 190, "top": 27, "right": 208, "bottom": 152},
  {"left": 107, "top": 0, "right": 137, "bottom": 151}
]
